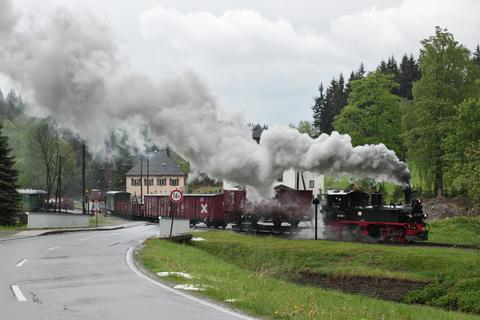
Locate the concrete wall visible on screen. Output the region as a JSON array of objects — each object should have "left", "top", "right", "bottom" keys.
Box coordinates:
[
  {"left": 296, "top": 271, "right": 428, "bottom": 302},
  {"left": 159, "top": 218, "right": 190, "bottom": 237},
  {"left": 28, "top": 212, "right": 89, "bottom": 229}
]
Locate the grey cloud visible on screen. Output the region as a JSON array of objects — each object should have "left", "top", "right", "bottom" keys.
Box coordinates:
[{"left": 0, "top": 0, "right": 410, "bottom": 196}]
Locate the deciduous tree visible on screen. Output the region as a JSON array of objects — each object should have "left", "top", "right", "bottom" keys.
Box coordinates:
[
  {"left": 406, "top": 27, "right": 479, "bottom": 196},
  {"left": 333, "top": 71, "right": 403, "bottom": 155}
]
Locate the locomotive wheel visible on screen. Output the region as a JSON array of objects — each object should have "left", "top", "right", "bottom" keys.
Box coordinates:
[{"left": 368, "top": 225, "right": 381, "bottom": 239}]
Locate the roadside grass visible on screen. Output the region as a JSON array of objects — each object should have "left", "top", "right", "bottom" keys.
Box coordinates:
[
  {"left": 192, "top": 232, "right": 480, "bottom": 282},
  {"left": 139, "top": 238, "right": 480, "bottom": 320},
  {"left": 0, "top": 225, "right": 24, "bottom": 230},
  {"left": 427, "top": 216, "right": 480, "bottom": 245},
  {"left": 0, "top": 224, "right": 26, "bottom": 238},
  {"left": 190, "top": 231, "right": 480, "bottom": 314},
  {"left": 88, "top": 215, "right": 121, "bottom": 227}
]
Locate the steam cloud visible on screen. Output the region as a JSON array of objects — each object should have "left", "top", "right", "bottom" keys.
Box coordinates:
[{"left": 0, "top": 0, "right": 410, "bottom": 196}]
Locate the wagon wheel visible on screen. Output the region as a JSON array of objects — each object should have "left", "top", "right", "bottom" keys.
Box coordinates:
[{"left": 396, "top": 227, "right": 407, "bottom": 243}]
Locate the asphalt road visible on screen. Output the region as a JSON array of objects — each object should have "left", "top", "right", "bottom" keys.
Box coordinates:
[{"left": 0, "top": 223, "right": 254, "bottom": 320}]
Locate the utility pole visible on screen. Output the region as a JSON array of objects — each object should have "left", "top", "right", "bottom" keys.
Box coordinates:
[
  {"left": 146, "top": 158, "right": 150, "bottom": 195},
  {"left": 140, "top": 157, "right": 143, "bottom": 204},
  {"left": 82, "top": 143, "right": 86, "bottom": 215},
  {"left": 57, "top": 155, "right": 62, "bottom": 213}
]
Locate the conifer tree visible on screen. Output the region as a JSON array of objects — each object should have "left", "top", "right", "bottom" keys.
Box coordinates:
[
  {"left": 378, "top": 60, "right": 388, "bottom": 73},
  {"left": 0, "top": 123, "right": 20, "bottom": 225},
  {"left": 346, "top": 63, "right": 366, "bottom": 96},
  {"left": 398, "top": 54, "right": 421, "bottom": 100},
  {"left": 312, "top": 83, "right": 325, "bottom": 134},
  {"left": 377, "top": 56, "right": 400, "bottom": 95}
]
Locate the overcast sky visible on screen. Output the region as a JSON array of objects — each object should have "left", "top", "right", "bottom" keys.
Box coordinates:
[{"left": 11, "top": 0, "right": 480, "bottom": 125}]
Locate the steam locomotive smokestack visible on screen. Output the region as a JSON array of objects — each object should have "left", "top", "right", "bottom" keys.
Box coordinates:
[
  {"left": 0, "top": 0, "right": 411, "bottom": 196},
  {"left": 404, "top": 185, "right": 412, "bottom": 204}
]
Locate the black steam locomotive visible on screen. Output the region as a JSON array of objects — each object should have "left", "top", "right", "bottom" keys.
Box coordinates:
[{"left": 322, "top": 187, "right": 428, "bottom": 242}]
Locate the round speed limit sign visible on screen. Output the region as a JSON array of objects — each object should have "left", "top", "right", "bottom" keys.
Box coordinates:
[{"left": 169, "top": 189, "right": 183, "bottom": 204}]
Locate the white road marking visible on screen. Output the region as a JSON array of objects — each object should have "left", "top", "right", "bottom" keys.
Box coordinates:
[
  {"left": 11, "top": 285, "right": 27, "bottom": 302},
  {"left": 125, "top": 248, "right": 255, "bottom": 320},
  {"left": 47, "top": 246, "right": 60, "bottom": 251},
  {"left": 16, "top": 259, "right": 28, "bottom": 267},
  {"left": 79, "top": 237, "right": 92, "bottom": 242}
]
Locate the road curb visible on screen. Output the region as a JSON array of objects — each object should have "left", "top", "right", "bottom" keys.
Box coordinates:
[
  {"left": 0, "top": 234, "right": 42, "bottom": 243},
  {"left": 39, "top": 225, "right": 126, "bottom": 236},
  {"left": 0, "top": 223, "right": 147, "bottom": 242}
]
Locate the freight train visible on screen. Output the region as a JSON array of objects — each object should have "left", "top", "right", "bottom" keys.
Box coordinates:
[
  {"left": 321, "top": 187, "right": 428, "bottom": 242},
  {"left": 106, "top": 186, "right": 313, "bottom": 231},
  {"left": 105, "top": 184, "right": 429, "bottom": 242}
]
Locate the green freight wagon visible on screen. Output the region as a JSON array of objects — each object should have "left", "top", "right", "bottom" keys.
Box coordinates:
[
  {"left": 106, "top": 191, "right": 131, "bottom": 215},
  {"left": 18, "top": 189, "right": 47, "bottom": 212}
]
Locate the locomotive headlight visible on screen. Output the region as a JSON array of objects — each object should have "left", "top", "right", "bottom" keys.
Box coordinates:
[
  {"left": 408, "top": 214, "right": 412, "bottom": 218},
  {"left": 357, "top": 211, "right": 362, "bottom": 216},
  {"left": 423, "top": 213, "right": 428, "bottom": 219}
]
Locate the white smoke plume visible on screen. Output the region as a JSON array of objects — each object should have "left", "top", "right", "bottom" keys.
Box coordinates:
[{"left": 0, "top": 0, "right": 410, "bottom": 196}]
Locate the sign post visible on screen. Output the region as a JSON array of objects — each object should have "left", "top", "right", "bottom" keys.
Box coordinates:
[
  {"left": 312, "top": 197, "right": 320, "bottom": 240},
  {"left": 168, "top": 189, "right": 184, "bottom": 239}
]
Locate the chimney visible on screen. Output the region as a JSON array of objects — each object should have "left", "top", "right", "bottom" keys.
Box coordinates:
[{"left": 252, "top": 124, "right": 263, "bottom": 144}]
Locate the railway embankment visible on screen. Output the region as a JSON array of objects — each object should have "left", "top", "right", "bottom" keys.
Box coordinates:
[{"left": 138, "top": 226, "right": 480, "bottom": 319}]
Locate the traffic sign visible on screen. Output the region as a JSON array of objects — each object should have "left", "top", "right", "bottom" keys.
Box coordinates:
[{"left": 169, "top": 189, "right": 183, "bottom": 204}]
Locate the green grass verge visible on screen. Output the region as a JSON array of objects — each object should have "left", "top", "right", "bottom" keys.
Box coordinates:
[
  {"left": 428, "top": 216, "right": 480, "bottom": 245},
  {"left": 0, "top": 225, "right": 22, "bottom": 230},
  {"left": 192, "top": 232, "right": 480, "bottom": 315},
  {"left": 139, "top": 237, "right": 479, "bottom": 319},
  {"left": 192, "top": 232, "right": 480, "bottom": 283},
  {"left": 89, "top": 215, "right": 120, "bottom": 227}
]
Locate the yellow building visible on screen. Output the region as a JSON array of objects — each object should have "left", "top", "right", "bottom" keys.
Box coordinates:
[{"left": 126, "top": 150, "right": 186, "bottom": 201}]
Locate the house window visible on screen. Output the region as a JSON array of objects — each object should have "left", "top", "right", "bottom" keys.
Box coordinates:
[
  {"left": 309, "top": 180, "right": 315, "bottom": 188},
  {"left": 143, "top": 178, "right": 153, "bottom": 186},
  {"left": 170, "top": 178, "right": 179, "bottom": 186},
  {"left": 157, "top": 178, "right": 167, "bottom": 186},
  {"left": 132, "top": 178, "right": 140, "bottom": 186}
]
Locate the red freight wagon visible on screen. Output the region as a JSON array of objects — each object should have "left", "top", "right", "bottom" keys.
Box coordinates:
[
  {"left": 223, "top": 190, "right": 246, "bottom": 212},
  {"left": 115, "top": 201, "right": 131, "bottom": 216},
  {"left": 144, "top": 194, "right": 225, "bottom": 226},
  {"left": 276, "top": 188, "right": 313, "bottom": 223}
]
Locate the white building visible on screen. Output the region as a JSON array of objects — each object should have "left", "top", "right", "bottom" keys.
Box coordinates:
[{"left": 273, "top": 169, "right": 324, "bottom": 198}]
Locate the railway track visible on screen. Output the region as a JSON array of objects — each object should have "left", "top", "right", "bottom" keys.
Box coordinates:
[
  {"left": 409, "top": 241, "right": 480, "bottom": 250},
  {"left": 193, "top": 224, "right": 480, "bottom": 250}
]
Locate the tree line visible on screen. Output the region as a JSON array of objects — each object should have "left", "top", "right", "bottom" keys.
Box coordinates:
[
  {"left": 0, "top": 90, "right": 140, "bottom": 205},
  {"left": 310, "top": 27, "right": 480, "bottom": 204}
]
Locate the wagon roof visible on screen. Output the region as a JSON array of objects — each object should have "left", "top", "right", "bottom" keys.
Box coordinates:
[
  {"left": 145, "top": 193, "right": 222, "bottom": 197},
  {"left": 17, "top": 189, "right": 47, "bottom": 194},
  {"left": 106, "top": 191, "right": 130, "bottom": 195},
  {"left": 126, "top": 150, "right": 186, "bottom": 176}
]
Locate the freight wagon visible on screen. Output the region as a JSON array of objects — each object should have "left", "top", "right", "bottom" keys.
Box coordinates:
[
  {"left": 106, "top": 191, "right": 132, "bottom": 215},
  {"left": 18, "top": 189, "right": 47, "bottom": 212},
  {"left": 144, "top": 194, "right": 225, "bottom": 227},
  {"left": 107, "top": 187, "right": 313, "bottom": 231}
]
